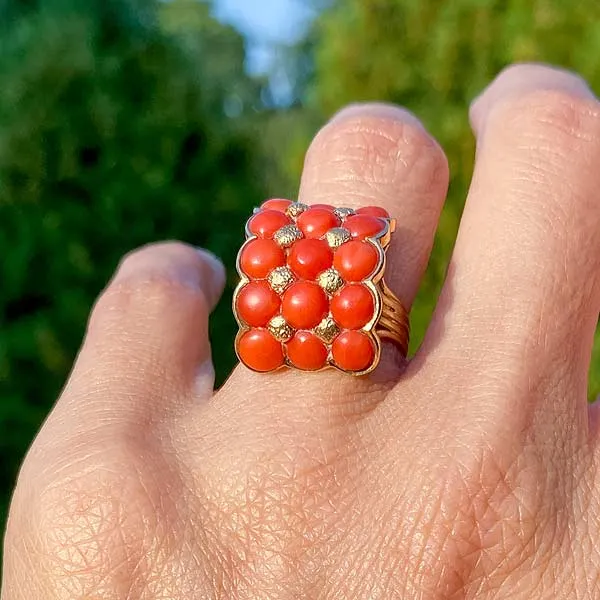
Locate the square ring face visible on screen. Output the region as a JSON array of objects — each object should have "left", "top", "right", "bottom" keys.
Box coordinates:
[{"left": 233, "top": 200, "right": 394, "bottom": 375}]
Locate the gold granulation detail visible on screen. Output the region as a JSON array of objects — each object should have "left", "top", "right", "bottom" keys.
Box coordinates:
[
  {"left": 317, "top": 268, "right": 344, "bottom": 295},
  {"left": 268, "top": 266, "right": 295, "bottom": 294},
  {"left": 274, "top": 224, "right": 303, "bottom": 248},
  {"left": 285, "top": 202, "right": 309, "bottom": 219},
  {"left": 314, "top": 316, "right": 341, "bottom": 344},
  {"left": 268, "top": 315, "right": 294, "bottom": 342},
  {"left": 333, "top": 207, "right": 355, "bottom": 221},
  {"left": 324, "top": 227, "right": 351, "bottom": 249}
]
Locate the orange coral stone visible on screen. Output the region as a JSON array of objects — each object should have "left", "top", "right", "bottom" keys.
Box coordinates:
[
  {"left": 236, "top": 281, "right": 281, "bottom": 327},
  {"left": 356, "top": 206, "right": 390, "bottom": 219},
  {"left": 333, "top": 240, "right": 379, "bottom": 282},
  {"left": 332, "top": 330, "right": 375, "bottom": 372},
  {"left": 331, "top": 284, "right": 375, "bottom": 329},
  {"left": 297, "top": 207, "right": 341, "bottom": 239},
  {"left": 240, "top": 238, "right": 285, "bottom": 279},
  {"left": 261, "top": 198, "right": 292, "bottom": 212},
  {"left": 344, "top": 215, "right": 386, "bottom": 239},
  {"left": 248, "top": 209, "right": 291, "bottom": 238},
  {"left": 288, "top": 238, "right": 333, "bottom": 280},
  {"left": 282, "top": 281, "right": 328, "bottom": 329},
  {"left": 286, "top": 331, "right": 328, "bottom": 371},
  {"left": 238, "top": 329, "right": 284, "bottom": 372}
]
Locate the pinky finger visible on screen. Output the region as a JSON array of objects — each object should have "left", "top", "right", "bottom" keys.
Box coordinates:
[{"left": 58, "top": 242, "right": 225, "bottom": 430}]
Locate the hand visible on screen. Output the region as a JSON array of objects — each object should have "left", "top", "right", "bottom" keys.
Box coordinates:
[{"left": 3, "top": 63, "right": 600, "bottom": 599}]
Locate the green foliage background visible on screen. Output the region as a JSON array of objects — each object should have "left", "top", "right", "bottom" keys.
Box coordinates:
[{"left": 1, "top": 0, "right": 599, "bottom": 547}]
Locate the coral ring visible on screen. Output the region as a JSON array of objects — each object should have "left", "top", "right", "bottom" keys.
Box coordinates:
[{"left": 233, "top": 199, "right": 410, "bottom": 375}]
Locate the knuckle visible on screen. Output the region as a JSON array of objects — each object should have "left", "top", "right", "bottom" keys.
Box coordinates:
[
  {"left": 91, "top": 240, "right": 208, "bottom": 326},
  {"left": 194, "top": 441, "right": 362, "bottom": 596},
  {"left": 6, "top": 437, "right": 187, "bottom": 597},
  {"left": 492, "top": 87, "right": 600, "bottom": 154},
  {"left": 91, "top": 272, "right": 208, "bottom": 332},
  {"left": 435, "top": 441, "right": 568, "bottom": 596},
  {"left": 7, "top": 454, "right": 151, "bottom": 596},
  {"left": 106, "top": 273, "right": 205, "bottom": 312},
  {"left": 308, "top": 110, "right": 448, "bottom": 196}
]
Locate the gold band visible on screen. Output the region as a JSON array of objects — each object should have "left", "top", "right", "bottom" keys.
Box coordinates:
[{"left": 376, "top": 278, "right": 410, "bottom": 357}]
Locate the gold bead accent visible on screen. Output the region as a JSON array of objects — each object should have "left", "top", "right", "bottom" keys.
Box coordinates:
[
  {"left": 317, "top": 267, "right": 344, "bottom": 295},
  {"left": 268, "top": 315, "right": 294, "bottom": 342},
  {"left": 274, "top": 224, "right": 303, "bottom": 248},
  {"left": 333, "top": 207, "right": 355, "bottom": 221},
  {"left": 324, "top": 227, "right": 351, "bottom": 249},
  {"left": 268, "top": 266, "right": 295, "bottom": 294},
  {"left": 285, "top": 202, "right": 309, "bottom": 219},
  {"left": 314, "top": 315, "right": 341, "bottom": 344}
]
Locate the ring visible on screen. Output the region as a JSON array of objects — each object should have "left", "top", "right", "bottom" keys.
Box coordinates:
[{"left": 233, "top": 199, "right": 410, "bottom": 375}]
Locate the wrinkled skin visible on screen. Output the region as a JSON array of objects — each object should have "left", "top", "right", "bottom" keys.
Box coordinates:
[{"left": 3, "top": 64, "right": 600, "bottom": 599}]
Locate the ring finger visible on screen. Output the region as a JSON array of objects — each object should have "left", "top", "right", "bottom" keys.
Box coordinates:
[{"left": 221, "top": 102, "right": 449, "bottom": 413}]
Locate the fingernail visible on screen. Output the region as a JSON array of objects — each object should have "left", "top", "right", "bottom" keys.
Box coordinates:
[{"left": 196, "top": 248, "right": 227, "bottom": 303}]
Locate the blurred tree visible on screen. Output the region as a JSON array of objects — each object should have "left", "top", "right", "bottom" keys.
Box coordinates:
[
  {"left": 0, "top": 0, "right": 266, "bottom": 531},
  {"left": 294, "top": 0, "right": 600, "bottom": 395},
  {"left": 159, "top": 0, "right": 265, "bottom": 118}
]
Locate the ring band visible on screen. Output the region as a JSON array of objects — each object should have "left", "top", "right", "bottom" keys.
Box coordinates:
[
  {"left": 233, "top": 199, "right": 410, "bottom": 375},
  {"left": 377, "top": 278, "right": 410, "bottom": 358}
]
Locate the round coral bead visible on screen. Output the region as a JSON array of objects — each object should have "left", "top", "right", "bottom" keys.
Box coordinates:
[
  {"left": 282, "top": 281, "right": 328, "bottom": 329},
  {"left": 356, "top": 206, "right": 390, "bottom": 219},
  {"left": 236, "top": 281, "right": 281, "bottom": 327},
  {"left": 248, "top": 209, "right": 291, "bottom": 238},
  {"left": 286, "top": 331, "right": 328, "bottom": 371},
  {"left": 345, "top": 215, "right": 386, "bottom": 239},
  {"left": 238, "top": 329, "right": 284, "bottom": 372},
  {"left": 261, "top": 198, "right": 292, "bottom": 212},
  {"left": 288, "top": 238, "right": 333, "bottom": 280},
  {"left": 311, "top": 203, "right": 335, "bottom": 211},
  {"left": 331, "top": 284, "right": 375, "bottom": 329},
  {"left": 332, "top": 330, "right": 375, "bottom": 372},
  {"left": 239, "top": 238, "right": 285, "bottom": 279},
  {"left": 297, "top": 208, "right": 341, "bottom": 238},
  {"left": 333, "top": 240, "right": 379, "bottom": 281}
]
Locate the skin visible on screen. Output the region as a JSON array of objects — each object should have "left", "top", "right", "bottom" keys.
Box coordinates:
[{"left": 2, "top": 63, "right": 600, "bottom": 599}]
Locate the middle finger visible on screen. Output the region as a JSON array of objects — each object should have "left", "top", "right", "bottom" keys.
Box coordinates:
[{"left": 221, "top": 102, "right": 449, "bottom": 417}]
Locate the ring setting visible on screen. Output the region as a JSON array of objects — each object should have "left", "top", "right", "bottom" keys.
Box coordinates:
[{"left": 233, "top": 199, "right": 409, "bottom": 375}]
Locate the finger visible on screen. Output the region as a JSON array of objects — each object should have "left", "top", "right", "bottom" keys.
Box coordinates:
[
  {"left": 425, "top": 64, "right": 600, "bottom": 422},
  {"left": 299, "top": 103, "right": 449, "bottom": 312},
  {"left": 59, "top": 242, "right": 226, "bottom": 428},
  {"left": 221, "top": 103, "right": 448, "bottom": 418},
  {"left": 297, "top": 104, "right": 448, "bottom": 380},
  {"left": 2, "top": 244, "right": 225, "bottom": 599}
]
